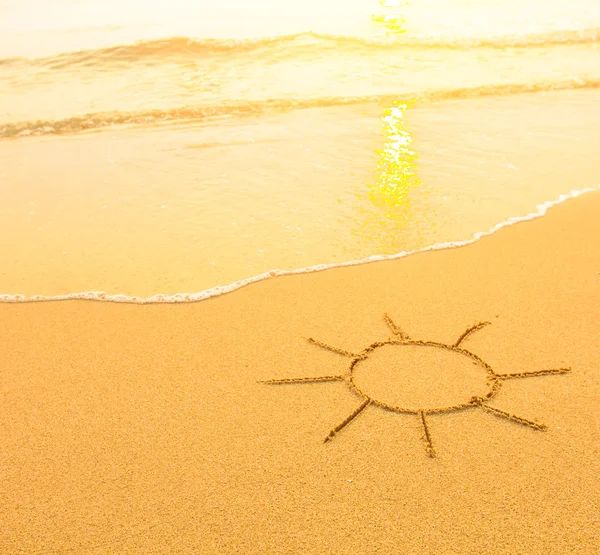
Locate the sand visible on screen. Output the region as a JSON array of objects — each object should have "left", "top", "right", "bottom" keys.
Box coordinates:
[{"left": 1, "top": 191, "right": 599, "bottom": 554}]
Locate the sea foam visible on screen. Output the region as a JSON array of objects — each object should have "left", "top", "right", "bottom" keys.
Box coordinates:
[{"left": 0, "top": 186, "right": 597, "bottom": 305}]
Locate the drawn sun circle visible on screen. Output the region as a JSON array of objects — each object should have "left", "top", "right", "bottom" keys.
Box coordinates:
[
  {"left": 348, "top": 340, "right": 497, "bottom": 414},
  {"left": 263, "top": 314, "right": 570, "bottom": 457}
]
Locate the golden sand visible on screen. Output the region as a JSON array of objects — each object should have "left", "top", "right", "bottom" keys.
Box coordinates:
[{"left": 1, "top": 192, "right": 599, "bottom": 553}]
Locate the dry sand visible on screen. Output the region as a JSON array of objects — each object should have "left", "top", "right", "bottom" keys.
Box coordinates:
[{"left": 1, "top": 191, "right": 599, "bottom": 554}]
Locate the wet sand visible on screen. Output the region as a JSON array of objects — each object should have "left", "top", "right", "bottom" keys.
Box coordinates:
[{"left": 1, "top": 190, "right": 599, "bottom": 553}]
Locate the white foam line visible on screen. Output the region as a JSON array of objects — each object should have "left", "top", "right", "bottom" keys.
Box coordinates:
[{"left": 1, "top": 186, "right": 598, "bottom": 305}]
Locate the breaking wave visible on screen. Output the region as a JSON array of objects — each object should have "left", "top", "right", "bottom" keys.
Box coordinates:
[
  {"left": 2, "top": 76, "right": 598, "bottom": 140},
  {"left": 2, "top": 28, "right": 600, "bottom": 69}
]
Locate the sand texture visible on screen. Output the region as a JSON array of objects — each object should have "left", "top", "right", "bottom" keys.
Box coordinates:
[{"left": 1, "top": 192, "right": 599, "bottom": 554}]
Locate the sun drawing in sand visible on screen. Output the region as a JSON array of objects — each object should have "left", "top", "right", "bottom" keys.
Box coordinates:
[{"left": 263, "top": 314, "right": 570, "bottom": 457}]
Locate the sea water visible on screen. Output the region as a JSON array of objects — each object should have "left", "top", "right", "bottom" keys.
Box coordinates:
[{"left": 1, "top": 0, "right": 599, "bottom": 299}]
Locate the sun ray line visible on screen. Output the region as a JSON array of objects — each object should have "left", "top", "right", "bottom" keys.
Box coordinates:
[
  {"left": 383, "top": 313, "right": 410, "bottom": 340},
  {"left": 453, "top": 321, "right": 491, "bottom": 347},
  {"left": 263, "top": 313, "right": 570, "bottom": 456},
  {"left": 472, "top": 398, "right": 547, "bottom": 431},
  {"left": 418, "top": 410, "right": 436, "bottom": 458},
  {"left": 324, "top": 399, "right": 371, "bottom": 443},
  {"left": 307, "top": 337, "right": 362, "bottom": 358},
  {"left": 260, "top": 376, "right": 344, "bottom": 384},
  {"left": 497, "top": 368, "right": 571, "bottom": 379}
]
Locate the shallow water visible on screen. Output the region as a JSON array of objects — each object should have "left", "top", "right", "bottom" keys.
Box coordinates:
[{"left": 1, "top": 0, "right": 599, "bottom": 298}]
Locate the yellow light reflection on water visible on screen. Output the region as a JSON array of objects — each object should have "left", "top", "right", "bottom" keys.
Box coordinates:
[
  {"left": 371, "top": 0, "right": 409, "bottom": 35},
  {"left": 370, "top": 14, "right": 408, "bottom": 34},
  {"left": 369, "top": 101, "right": 419, "bottom": 211},
  {"left": 355, "top": 0, "right": 420, "bottom": 251},
  {"left": 353, "top": 100, "right": 420, "bottom": 252},
  {"left": 370, "top": 0, "right": 417, "bottom": 211}
]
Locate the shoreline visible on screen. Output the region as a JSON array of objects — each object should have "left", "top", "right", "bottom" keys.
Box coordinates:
[
  {"left": 1, "top": 185, "right": 598, "bottom": 553},
  {"left": 1, "top": 185, "right": 597, "bottom": 305}
]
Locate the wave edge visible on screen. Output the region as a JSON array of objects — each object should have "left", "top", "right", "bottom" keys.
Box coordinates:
[
  {"left": 2, "top": 27, "right": 600, "bottom": 68},
  {"left": 1, "top": 186, "right": 597, "bottom": 305},
  {"left": 2, "top": 76, "right": 599, "bottom": 140}
]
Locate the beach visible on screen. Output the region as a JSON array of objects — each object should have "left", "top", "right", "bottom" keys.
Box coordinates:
[
  {"left": 2, "top": 0, "right": 600, "bottom": 551},
  {"left": 1, "top": 190, "right": 599, "bottom": 553}
]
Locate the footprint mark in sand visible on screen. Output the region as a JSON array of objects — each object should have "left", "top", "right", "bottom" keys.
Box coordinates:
[{"left": 262, "top": 314, "right": 570, "bottom": 458}]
